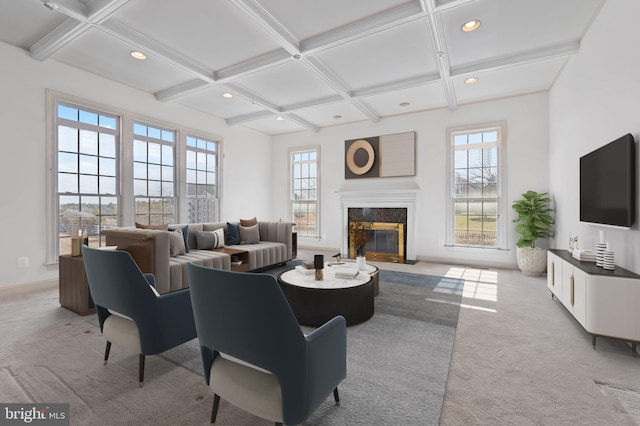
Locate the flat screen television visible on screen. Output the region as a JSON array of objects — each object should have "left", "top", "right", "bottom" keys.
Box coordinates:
[{"left": 580, "top": 133, "right": 636, "bottom": 228}]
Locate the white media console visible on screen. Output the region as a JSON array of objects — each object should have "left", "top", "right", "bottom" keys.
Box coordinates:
[{"left": 547, "top": 249, "right": 640, "bottom": 355}]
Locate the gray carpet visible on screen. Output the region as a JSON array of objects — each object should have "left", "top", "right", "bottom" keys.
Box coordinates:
[
  {"left": 1, "top": 267, "right": 462, "bottom": 425},
  {"left": 161, "top": 268, "right": 463, "bottom": 425}
]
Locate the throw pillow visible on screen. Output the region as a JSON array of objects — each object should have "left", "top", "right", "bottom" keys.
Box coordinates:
[
  {"left": 212, "top": 228, "right": 225, "bottom": 248},
  {"left": 195, "top": 229, "right": 225, "bottom": 249},
  {"left": 226, "top": 222, "right": 241, "bottom": 245},
  {"left": 169, "top": 225, "right": 190, "bottom": 253},
  {"left": 168, "top": 229, "right": 186, "bottom": 257},
  {"left": 136, "top": 222, "right": 169, "bottom": 231},
  {"left": 239, "top": 224, "right": 260, "bottom": 244},
  {"left": 240, "top": 217, "right": 258, "bottom": 227}
]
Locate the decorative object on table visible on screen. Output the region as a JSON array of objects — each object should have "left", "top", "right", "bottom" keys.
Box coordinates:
[
  {"left": 596, "top": 230, "right": 607, "bottom": 268},
  {"left": 314, "top": 254, "right": 324, "bottom": 281},
  {"left": 512, "top": 190, "right": 555, "bottom": 276},
  {"left": 71, "top": 230, "right": 84, "bottom": 256},
  {"left": 568, "top": 233, "right": 578, "bottom": 254},
  {"left": 329, "top": 252, "right": 345, "bottom": 265},
  {"left": 571, "top": 249, "right": 596, "bottom": 262},
  {"left": 603, "top": 242, "right": 615, "bottom": 270},
  {"left": 356, "top": 249, "right": 367, "bottom": 271}
]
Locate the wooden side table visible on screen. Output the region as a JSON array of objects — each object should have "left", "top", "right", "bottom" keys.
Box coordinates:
[{"left": 59, "top": 255, "right": 95, "bottom": 315}]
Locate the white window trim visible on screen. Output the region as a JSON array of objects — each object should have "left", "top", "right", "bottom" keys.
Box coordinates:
[
  {"left": 45, "top": 90, "right": 223, "bottom": 265},
  {"left": 445, "top": 122, "right": 508, "bottom": 251},
  {"left": 288, "top": 145, "right": 321, "bottom": 239}
]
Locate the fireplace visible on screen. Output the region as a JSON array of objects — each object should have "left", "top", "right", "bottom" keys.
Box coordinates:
[
  {"left": 339, "top": 185, "right": 418, "bottom": 262},
  {"left": 348, "top": 209, "right": 406, "bottom": 263}
]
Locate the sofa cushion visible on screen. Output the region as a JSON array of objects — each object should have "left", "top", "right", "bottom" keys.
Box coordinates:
[
  {"left": 240, "top": 217, "right": 258, "bottom": 227},
  {"left": 226, "top": 222, "right": 241, "bottom": 245},
  {"left": 195, "top": 229, "right": 225, "bottom": 249},
  {"left": 239, "top": 224, "right": 260, "bottom": 244}
]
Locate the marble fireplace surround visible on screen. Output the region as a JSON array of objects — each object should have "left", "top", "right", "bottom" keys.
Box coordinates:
[{"left": 338, "top": 183, "right": 418, "bottom": 261}]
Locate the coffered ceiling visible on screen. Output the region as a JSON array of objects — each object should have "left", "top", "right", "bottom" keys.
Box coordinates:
[{"left": 0, "top": 0, "right": 606, "bottom": 135}]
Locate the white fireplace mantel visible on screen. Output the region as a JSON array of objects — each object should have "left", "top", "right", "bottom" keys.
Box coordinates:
[{"left": 338, "top": 186, "right": 418, "bottom": 261}]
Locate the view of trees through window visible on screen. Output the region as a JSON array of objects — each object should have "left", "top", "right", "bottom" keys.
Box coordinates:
[
  {"left": 291, "top": 149, "right": 318, "bottom": 237},
  {"left": 133, "top": 122, "right": 176, "bottom": 225},
  {"left": 57, "top": 103, "right": 119, "bottom": 255},
  {"left": 186, "top": 135, "right": 219, "bottom": 223},
  {"left": 452, "top": 128, "right": 500, "bottom": 247}
]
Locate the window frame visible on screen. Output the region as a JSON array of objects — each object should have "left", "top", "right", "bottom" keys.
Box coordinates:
[
  {"left": 445, "top": 122, "right": 507, "bottom": 250},
  {"left": 185, "top": 134, "right": 220, "bottom": 223},
  {"left": 289, "top": 145, "right": 320, "bottom": 238},
  {"left": 45, "top": 90, "right": 223, "bottom": 265}
]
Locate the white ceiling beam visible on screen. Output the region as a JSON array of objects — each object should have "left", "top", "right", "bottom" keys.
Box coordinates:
[
  {"left": 225, "top": 83, "right": 320, "bottom": 132},
  {"left": 228, "top": 0, "right": 300, "bottom": 55},
  {"left": 30, "top": 0, "right": 130, "bottom": 60},
  {"left": 100, "top": 19, "right": 215, "bottom": 82},
  {"left": 353, "top": 73, "right": 441, "bottom": 98},
  {"left": 301, "top": 2, "right": 424, "bottom": 56},
  {"left": 420, "top": 0, "right": 458, "bottom": 110},
  {"left": 155, "top": 79, "right": 211, "bottom": 102},
  {"left": 215, "top": 49, "right": 293, "bottom": 83},
  {"left": 450, "top": 41, "right": 581, "bottom": 77},
  {"left": 226, "top": 111, "right": 273, "bottom": 126}
]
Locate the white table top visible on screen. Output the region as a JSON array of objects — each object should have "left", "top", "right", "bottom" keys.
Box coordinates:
[{"left": 279, "top": 263, "right": 371, "bottom": 289}]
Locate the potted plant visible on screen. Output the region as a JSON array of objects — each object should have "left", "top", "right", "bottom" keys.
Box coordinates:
[{"left": 512, "top": 190, "right": 554, "bottom": 276}]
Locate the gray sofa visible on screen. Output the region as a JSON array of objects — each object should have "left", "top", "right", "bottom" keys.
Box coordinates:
[{"left": 102, "top": 221, "right": 294, "bottom": 294}]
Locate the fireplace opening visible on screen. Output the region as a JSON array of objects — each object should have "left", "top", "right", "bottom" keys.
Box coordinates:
[{"left": 348, "top": 208, "right": 407, "bottom": 263}]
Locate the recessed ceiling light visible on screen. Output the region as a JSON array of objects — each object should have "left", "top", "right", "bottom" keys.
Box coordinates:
[
  {"left": 276, "top": 116, "right": 285, "bottom": 121},
  {"left": 461, "top": 20, "right": 481, "bottom": 32},
  {"left": 222, "top": 93, "right": 233, "bottom": 99},
  {"left": 464, "top": 77, "right": 479, "bottom": 84},
  {"left": 399, "top": 102, "right": 410, "bottom": 107},
  {"left": 130, "top": 51, "right": 147, "bottom": 60}
]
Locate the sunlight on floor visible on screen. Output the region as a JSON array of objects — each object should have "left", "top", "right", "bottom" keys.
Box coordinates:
[{"left": 445, "top": 266, "right": 498, "bottom": 312}]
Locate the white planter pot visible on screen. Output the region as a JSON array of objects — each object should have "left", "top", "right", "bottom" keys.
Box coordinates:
[{"left": 516, "top": 247, "right": 547, "bottom": 276}]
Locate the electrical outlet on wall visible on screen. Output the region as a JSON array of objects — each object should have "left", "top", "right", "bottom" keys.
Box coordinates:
[{"left": 17, "top": 257, "right": 29, "bottom": 268}]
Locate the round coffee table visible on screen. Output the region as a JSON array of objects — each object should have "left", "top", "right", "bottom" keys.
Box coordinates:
[{"left": 277, "top": 266, "right": 374, "bottom": 326}]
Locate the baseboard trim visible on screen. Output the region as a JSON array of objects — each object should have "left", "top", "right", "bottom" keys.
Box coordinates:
[{"left": 0, "top": 279, "right": 57, "bottom": 297}]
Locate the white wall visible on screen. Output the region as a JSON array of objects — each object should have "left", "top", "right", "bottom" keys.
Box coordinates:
[
  {"left": 549, "top": 0, "right": 640, "bottom": 273},
  {"left": 0, "top": 41, "right": 272, "bottom": 289},
  {"left": 272, "top": 92, "right": 550, "bottom": 269}
]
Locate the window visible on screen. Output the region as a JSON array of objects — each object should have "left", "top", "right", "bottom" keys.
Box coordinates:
[
  {"left": 186, "top": 135, "right": 219, "bottom": 223},
  {"left": 447, "top": 125, "right": 505, "bottom": 248},
  {"left": 290, "top": 147, "right": 319, "bottom": 237},
  {"left": 133, "top": 122, "right": 176, "bottom": 225},
  {"left": 46, "top": 91, "right": 223, "bottom": 264},
  {"left": 56, "top": 103, "right": 119, "bottom": 256}
]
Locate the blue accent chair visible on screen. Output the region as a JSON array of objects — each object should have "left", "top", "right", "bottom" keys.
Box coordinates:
[
  {"left": 81, "top": 246, "right": 197, "bottom": 387},
  {"left": 187, "top": 263, "right": 347, "bottom": 425}
]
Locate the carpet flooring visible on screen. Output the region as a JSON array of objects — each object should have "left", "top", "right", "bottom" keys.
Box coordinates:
[{"left": 1, "top": 266, "right": 462, "bottom": 425}]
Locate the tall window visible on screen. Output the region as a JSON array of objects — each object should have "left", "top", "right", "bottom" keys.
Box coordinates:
[
  {"left": 56, "top": 103, "right": 119, "bottom": 255},
  {"left": 133, "top": 122, "right": 176, "bottom": 225},
  {"left": 186, "top": 135, "right": 219, "bottom": 223},
  {"left": 290, "top": 147, "right": 319, "bottom": 237},
  {"left": 448, "top": 125, "right": 504, "bottom": 248}
]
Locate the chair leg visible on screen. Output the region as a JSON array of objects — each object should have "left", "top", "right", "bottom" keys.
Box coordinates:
[
  {"left": 275, "top": 423, "right": 283, "bottom": 426},
  {"left": 138, "top": 354, "right": 145, "bottom": 388},
  {"left": 333, "top": 387, "right": 340, "bottom": 406},
  {"left": 210, "top": 394, "right": 220, "bottom": 424},
  {"left": 103, "top": 341, "right": 111, "bottom": 365}
]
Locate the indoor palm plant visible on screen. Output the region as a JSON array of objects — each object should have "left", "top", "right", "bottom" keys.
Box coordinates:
[{"left": 512, "top": 190, "right": 554, "bottom": 276}]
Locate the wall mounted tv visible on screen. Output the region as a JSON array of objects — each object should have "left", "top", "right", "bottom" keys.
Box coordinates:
[{"left": 580, "top": 133, "right": 636, "bottom": 228}]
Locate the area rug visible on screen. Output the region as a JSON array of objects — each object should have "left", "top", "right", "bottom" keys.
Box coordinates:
[{"left": 162, "top": 268, "right": 463, "bottom": 425}]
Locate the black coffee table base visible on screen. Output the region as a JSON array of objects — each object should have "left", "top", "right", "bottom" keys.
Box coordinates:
[{"left": 277, "top": 272, "right": 374, "bottom": 327}]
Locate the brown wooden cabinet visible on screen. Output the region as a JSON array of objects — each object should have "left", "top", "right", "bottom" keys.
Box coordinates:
[{"left": 59, "top": 255, "right": 95, "bottom": 315}]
